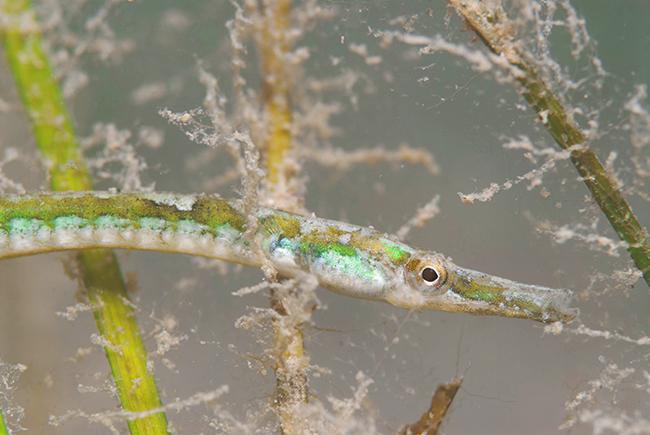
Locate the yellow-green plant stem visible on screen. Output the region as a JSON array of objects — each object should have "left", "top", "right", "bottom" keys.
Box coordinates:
[
  {"left": 1, "top": 1, "right": 169, "bottom": 433},
  {"left": 260, "top": 0, "right": 293, "bottom": 187},
  {"left": 257, "top": 1, "right": 309, "bottom": 433},
  {"left": 449, "top": 0, "right": 650, "bottom": 286},
  {"left": 0, "top": 409, "right": 9, "bottom": 435}
]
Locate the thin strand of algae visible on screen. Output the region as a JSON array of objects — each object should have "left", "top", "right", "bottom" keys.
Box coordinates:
[
  {"left": 0, "top": 1, "right": 169, "bottom": 433},
  {"left": 448, "top": 0, "right": 650, "bottom": 287}
]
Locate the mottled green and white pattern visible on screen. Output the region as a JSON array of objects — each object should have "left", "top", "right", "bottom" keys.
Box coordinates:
[{"left": 0, "top": 192, "right": 576, "bottom": 323}]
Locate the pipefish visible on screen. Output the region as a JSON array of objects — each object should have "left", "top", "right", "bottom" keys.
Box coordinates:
[{"left": 0, "top": 192, "right": 576, "bottom": 323}]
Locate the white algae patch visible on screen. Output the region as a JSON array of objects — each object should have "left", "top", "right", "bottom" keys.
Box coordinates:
[{"left": 143, "top": 192, "right": 198, "bottom": 211}]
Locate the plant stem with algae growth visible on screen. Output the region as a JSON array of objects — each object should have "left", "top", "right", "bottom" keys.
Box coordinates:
[
  {"left": 1, "top": 1, "right": 169, "bottom": 433},
  {"left": 449, "top": 0, "right": 650, "bottom": 287},
  {"left": 256, "top": 1, "right": 309, "bottom": 433}
]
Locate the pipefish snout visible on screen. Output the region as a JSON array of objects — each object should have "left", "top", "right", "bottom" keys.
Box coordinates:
[
  {"left": 390, "top": 253, "right": 576, "bottom": 323},
  {"left": 0, "top": 192, "right": 576, "bottom": 323}
]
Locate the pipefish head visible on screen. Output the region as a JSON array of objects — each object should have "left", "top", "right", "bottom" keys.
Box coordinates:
[{"left": 386, "top": 251, "right": 577, "bottom": 323}]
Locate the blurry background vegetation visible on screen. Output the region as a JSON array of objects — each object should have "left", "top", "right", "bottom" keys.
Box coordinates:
[{"left": 1, "top": 0, "right": 649, "bottom": 433}]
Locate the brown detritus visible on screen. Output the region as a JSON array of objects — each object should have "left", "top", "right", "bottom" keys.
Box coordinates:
[
  {"left": 448, "top": 0, "right": 650, "bottom": 286},
  {"left": 398, "top": 377, "right": 462, "bottom": 435}
]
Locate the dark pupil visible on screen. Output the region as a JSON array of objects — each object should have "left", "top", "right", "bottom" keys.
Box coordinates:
[{"left": 421, "top": 267, "right": 439, "bottom": 283}]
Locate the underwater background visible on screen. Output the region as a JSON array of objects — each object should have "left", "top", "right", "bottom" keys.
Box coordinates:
[{"left": 1, "top": 1, "right": 649, "bottom": 433}]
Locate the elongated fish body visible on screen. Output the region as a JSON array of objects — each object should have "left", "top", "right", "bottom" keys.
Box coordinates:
[{"left": 0, "top": 192, "right": 576, "bottom": 323}]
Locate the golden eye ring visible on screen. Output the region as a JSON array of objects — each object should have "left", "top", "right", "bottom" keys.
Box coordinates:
[{"left": 404, "top": 255, "right": 449, "bottom": 291}]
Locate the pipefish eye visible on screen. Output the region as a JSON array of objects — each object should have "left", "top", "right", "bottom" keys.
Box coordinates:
[
  {"left": 405, "top": 255, "right": 448, "bottom": 291},
  {"left": 421, "top": 266, "right": 440, "bottom": 285}
]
